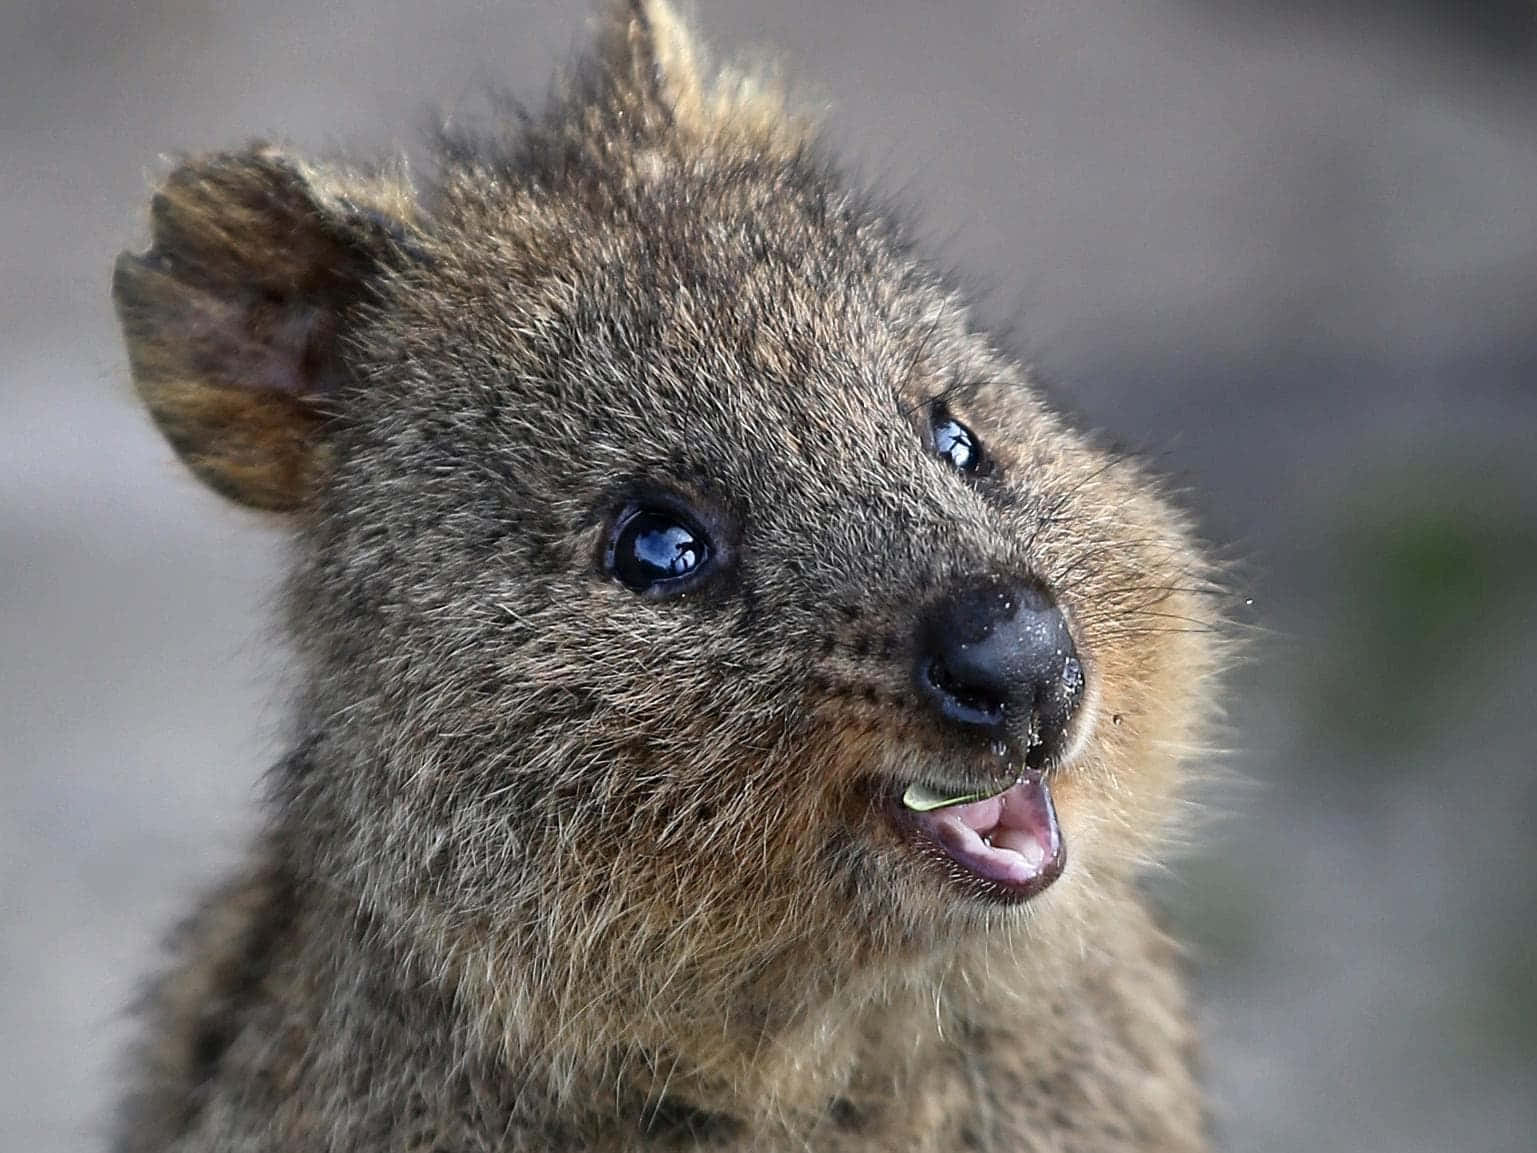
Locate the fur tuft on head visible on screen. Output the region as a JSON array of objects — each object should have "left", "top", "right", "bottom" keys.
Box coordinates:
[{"left": 592, "top": 0, "right": 807, "bottom": 153}]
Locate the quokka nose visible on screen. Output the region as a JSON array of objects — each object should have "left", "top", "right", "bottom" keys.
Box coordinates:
[{"left": 915, "top": 578, "right": 1084, "bottom": 763}]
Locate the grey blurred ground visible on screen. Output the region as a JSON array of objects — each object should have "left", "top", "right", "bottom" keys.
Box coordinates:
[{"left": 3, "top": 2, "right": 1535, "bottom": 1150}]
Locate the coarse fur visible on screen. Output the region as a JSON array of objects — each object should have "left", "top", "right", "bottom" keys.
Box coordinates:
[{"left": 110, "top": 2, "right": 1226, "bottom": 1150}]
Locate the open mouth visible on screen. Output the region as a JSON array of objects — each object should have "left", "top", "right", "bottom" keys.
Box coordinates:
[{"left": 892, "top": 772, "right": 1064, "bottom": 903}]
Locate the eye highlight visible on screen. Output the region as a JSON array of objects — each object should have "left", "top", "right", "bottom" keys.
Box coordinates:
[
  {"left": 931, "top": 406, "right": 985, "bottom": 475},
  {"left": 604, "top": 502, "right": 715, "bottom": 597}
]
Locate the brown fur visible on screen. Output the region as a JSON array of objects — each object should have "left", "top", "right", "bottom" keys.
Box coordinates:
[{"left": 111, "top": 3, "right": 1225, "bottom": 1150}]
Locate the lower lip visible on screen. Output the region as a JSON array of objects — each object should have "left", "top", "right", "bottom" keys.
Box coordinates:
[{"left": 886, "top": 777, "right": 1066, "bottom": 906}]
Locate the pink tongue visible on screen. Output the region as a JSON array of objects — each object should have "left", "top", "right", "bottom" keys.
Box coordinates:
[{"left": 912, "top": 774, "right": 1063, "bottom": 889}]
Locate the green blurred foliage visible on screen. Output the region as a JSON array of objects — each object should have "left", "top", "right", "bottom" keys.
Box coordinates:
[{"left": 1310, "top": 465, "right": 1536, "bottom": 766}]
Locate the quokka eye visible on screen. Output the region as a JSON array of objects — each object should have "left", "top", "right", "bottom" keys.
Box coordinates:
[
  {"left": 605, "top": 503, "right": 715, "bottom": 597},
  {"left": 932, "top": 407, "right": 985, "bottom": 475}
]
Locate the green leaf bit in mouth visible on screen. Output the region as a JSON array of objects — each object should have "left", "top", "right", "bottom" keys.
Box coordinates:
[{"left": 901, "top": 780, "right": 1000, "bottom": 812}]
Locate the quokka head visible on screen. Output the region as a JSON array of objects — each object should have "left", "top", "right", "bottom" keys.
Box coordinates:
[{"left": 114, "top": 0, "right": 1220, "bottom": 1088}]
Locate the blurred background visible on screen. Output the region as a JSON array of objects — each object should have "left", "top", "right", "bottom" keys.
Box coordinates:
[{"left": 2, "top": 1, "right": 1533, "bottom": 1150}]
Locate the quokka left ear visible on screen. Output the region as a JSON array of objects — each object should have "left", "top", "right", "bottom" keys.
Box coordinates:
[{"left": 113, "top": 147, "right": 415, "bottom": 511}]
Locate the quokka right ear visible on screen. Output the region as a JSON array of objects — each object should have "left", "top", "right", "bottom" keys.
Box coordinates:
[{"left": 113, "top": 147, "right": 414, "bottom": 510}]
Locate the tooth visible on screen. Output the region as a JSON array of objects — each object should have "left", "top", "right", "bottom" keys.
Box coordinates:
[{"left": 902, "top": 782, "right": 991, "bottom": 812}]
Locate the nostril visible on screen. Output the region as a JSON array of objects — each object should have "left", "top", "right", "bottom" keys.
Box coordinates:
[{"left": 919, "top": 654, "right": 1007, "bottom": 730}]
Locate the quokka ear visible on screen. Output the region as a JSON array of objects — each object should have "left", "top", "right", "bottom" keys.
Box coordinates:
[{"left": 113, "top": 147, "right": 414, "bottom": 511}]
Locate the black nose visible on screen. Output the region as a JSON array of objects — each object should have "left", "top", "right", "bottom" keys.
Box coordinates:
[{"left": 915, "top": 578, "right": 1084, "bottom": 763}]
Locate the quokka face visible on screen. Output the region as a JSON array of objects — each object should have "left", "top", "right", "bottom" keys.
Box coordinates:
[{"left": 114, "top": 0, "right": 1218, "bottom": 1064}]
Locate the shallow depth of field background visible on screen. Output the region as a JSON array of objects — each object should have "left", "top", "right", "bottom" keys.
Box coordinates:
[{"left": 3, "top": 2, "right": 1535, "bottom": 1150}]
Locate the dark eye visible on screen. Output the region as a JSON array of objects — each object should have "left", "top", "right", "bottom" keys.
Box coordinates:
[
  {"left": 932, "top": 409, "right": 984, "bottom": 474},
  {"left": 606, "top": 504, "right": 714, "bottom": 596}
]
